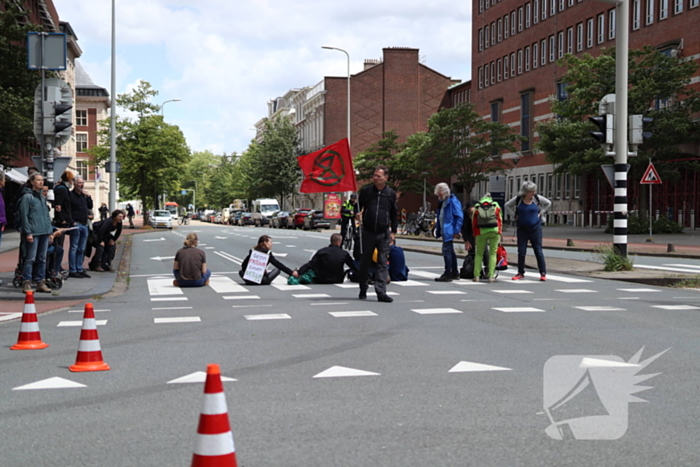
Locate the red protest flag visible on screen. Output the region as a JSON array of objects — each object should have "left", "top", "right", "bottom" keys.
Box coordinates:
[{"left": 297, "top": 138, "right": 357, "bottom": 193}]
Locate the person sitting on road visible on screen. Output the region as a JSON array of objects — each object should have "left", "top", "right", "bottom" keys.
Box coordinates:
[
  {"left": 293, "top": 233, "right": 357, "bottom": 284},
  {"left": 388, "top": 238, "right": 409, "bottom": 282},
  {"left": 173, "top": 233, "right": 211, "bottom": 287},
  {"left": 240, "top": 235, "right": 298, "bottom": 285},
  {"left": 88, "top": 210, "right": 124, "bottom": 272}
]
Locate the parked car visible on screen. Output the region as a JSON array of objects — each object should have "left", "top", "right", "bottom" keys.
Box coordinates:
[
  {"left": 214, "top": 212, "right": 223, "bottom": 224},
  {"left": 190, "top": 212, "right": 201, "bottom": 220},
  {"left": 290, "top": 209, "right": 312, "bottom": 229},
  {"left": 270, "top": 211, "right": 290, "bottom": 229},
  {"left": 233, "top": 211, "right": 245, "bottom": 225},
  {"left": 303, "top": 210, "right": 331, "bottom": 230},
  {"left": 240, "top": 212, "right": 255, "bottom": 226},
  {"left": 285, "top": 211, "right": 295, "bottom": 229},
  {"left": 150, "top": 210, "right": 173, "bottom": 229}
]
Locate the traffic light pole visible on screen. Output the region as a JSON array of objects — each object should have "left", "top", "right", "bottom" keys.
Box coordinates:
[
  {"left": 39, "top": 33, "right": 47, "bottom": 185},
  {"left": 613, "top": 0, "right": 629, "bottom": 258}
]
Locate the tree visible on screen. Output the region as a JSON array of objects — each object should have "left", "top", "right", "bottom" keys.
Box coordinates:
[
  {"left": 0, "top": 1, "right": 43, "bottom": 166},
  {"left": 247, "top": 116, "right": 300, "bottom": 206},
  {"left": 89, "top": 80, "right": 190, "bottom": 218},
  {"left": 536, "top": 46, "right": 700, "bottom": 179},
  {"left": 413, "top": 103, "right": 521, "bottom": 198}
]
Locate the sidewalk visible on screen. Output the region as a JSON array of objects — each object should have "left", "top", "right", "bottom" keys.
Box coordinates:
[{"left": 0, "top": 216, "right": 149, "bottom": 307}]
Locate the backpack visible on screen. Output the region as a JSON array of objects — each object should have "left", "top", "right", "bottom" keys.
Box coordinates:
[{"left": 475, "top": 201, "right": 498, "bottom": 228}]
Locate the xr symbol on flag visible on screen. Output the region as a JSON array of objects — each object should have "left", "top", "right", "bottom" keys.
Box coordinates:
[{"left": 308, "top": 150, "right": 346, "bottom": 187}]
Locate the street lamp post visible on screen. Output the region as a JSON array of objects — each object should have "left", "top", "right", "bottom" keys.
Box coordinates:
[
  {"left": 191, "top": 179, "right": 197, "bottom": 212},
  {"left": 108, "top": 0, "right": 117, "bottom": 212},
  {"left": 321, "top": 46, "right": 350, "bottom": 149},
  {"left": 161, "top": 98, "right": 182, "bottom": 117},
  {"left": 421, "top": 172, "right": 429, "bottom": 213}
]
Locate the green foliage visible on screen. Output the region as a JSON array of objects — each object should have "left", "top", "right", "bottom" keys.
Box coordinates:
[
  {"left": 594, "top": 244, "right": 635, "bottom": 272},
  {"left": 537, "top": 46, "right": 700, "bottom": 176},
  {"left": 88, "top": 80, "right": 190, "bottom": 213},
  {"left": 416, "top": 103, "right": 522, "bottom": 197},
  {"left": 0, "top": 1, "right": 44, "bottom": 166},
  {"left": 604, "top": 212, "right": 684, "bottom": 234}
]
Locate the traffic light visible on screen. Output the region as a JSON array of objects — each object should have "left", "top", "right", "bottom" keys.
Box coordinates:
[
  {"left": 589, "top": 114, "right": 614, "bottom": 146},
  {"left": 33, "top": 78, "right": 73, "bottom": 147},
  {"left": 628, "top": 115, "right": 653, "bottom": 153}
]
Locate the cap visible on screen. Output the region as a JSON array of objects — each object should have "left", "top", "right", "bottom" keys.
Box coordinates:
[{"left": 350, "top": 193, "right": 357, "bottom": 199}]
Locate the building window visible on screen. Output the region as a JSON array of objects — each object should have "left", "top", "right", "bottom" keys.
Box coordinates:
[
  {"left": 587, "top": 18, "right": 594, "bottom": 47},
  {"left": 674, "top": 0, "right": 683, "bottom": 13},
  {"left": 497, "top": 18, "right": 503, "bottom": 42},
  {"left": 518, "top": 49, "right": 523, "bottom": 74},
  {"left": 597, "top": 14, "right": 605, "bottom": 43},
  {"left": 491, "top": 101, "right": 501, "bottom": 122},
  {"left": 691, "top": 0, "right": 699, "bottom": 9},
  {"left": 497, "top": 59, "right": 502, "bottom": 81},
  {"left": 485, "top": 26, "right": 490, "bottom": 48},
  {"left": 538, "top": 174, "right": 546, "bottom": 197},
  {"left": 504, "top": 15, "right": 510, "bottom": 38},
  {"left": 525, "top": 47, "right": 531, "bottom": 72},
  {"left": 521, "top": 92, "right": 531, "bottom": 152},
  {"left": 551, "top": 0, "right": 557, "bottom": 15},
  {"left": 491, "top": 22, "right": 496, "bottom": 45},
  {"left": 574, "top": 175, "right": 580, "bottom": 198},
  {"left": 511, "top": 11, "right": 517, "bottom": 35},
  {"left": 76, "top": 110, "right": 87, "bottom": 126},
  {"left": 609, "top": 9, "right": 616, "bottom": 39},
  {"left": 564, "top": 174, "right": 571, "bottom": 199},
  {"left": 569, "top": 0, "right": 574, "bottom": 5},
  {"left": 534, "top": 0, "right": 540, "bottom": 23},
  {"left": 504, "top": 55, "right": 509, "bottom": 79},
  {"left": 559, "top": 0, "right": 565, "bottom": 12},
  {"left": 511, "top": 52, "right": 516, "bottom": 77},
  {"left": 558, "top": 31, "right": 564, "bottom": 58},
  {"left": 479, "top": 67, "right": 483, "bottom": 89},
  {"left": 485, "top": 65, "right": 490, "bottom": 87},
  {"left": 518, "top": 7, "right": 524, "bottom": 31},
  {"left": 533, "top": 42, "right": 539, "bottom": 68},
  {"left": 660, "top": 0, "right": 668, "bottom": 18},
  {"left": 76, "top": 160, "right": 89, "bottom": 180},
  {"left": 567, "top": 27, "right": 574, "bottom": 53},
  {"left": 491, "top": 62, "right": 496, "bottom": 85},
  {"left": 542, "top": 0, "right": 548, "bottom": 19},
  {"left": 480, "top": 0, "right": 484, "bottom": 12},
  {"left": 576, "top": 22, "right": 584, "bottom": 51},
  {"left": 646, "top": 0, "right": 655, "bottom": 24},
  {"left": 547, "top": 173, "right": 554, "bottom": 198},
  {"left": 76, "top": 133, "right": 88, "bottom": 152},
  {"left": 633, "top": 0, "right": 641, "bottom": 28},
  {"left": 549, "top": 35, "right": 556, "bottom": 62},
  {"left": 556, "top": 82, "right": 569, "bottom": 101},
  {"left": 556, "top": 173, "right": 562, "bottom": 199},
  {"left": 541, "top": 39, "right": 547, "bottom": 66},
  {"left": 479, "top": 29, "right": 484, "bottom": 51},
  {"left": 526, "top": 2, "right": 532, "bottom": 27}
]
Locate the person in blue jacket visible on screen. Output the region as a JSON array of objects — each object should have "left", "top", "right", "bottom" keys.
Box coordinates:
[{"left": 433, "top": 182, "right": 464, "bottom": 282}]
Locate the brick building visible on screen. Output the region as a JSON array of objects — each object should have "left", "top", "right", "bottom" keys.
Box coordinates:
[{"left": 471, "top": 0, "right": 700, "bottom": 226}]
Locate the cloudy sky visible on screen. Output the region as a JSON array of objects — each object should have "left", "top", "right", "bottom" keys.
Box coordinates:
[{"left": 57, "top": 0, "right": 472, "bottom": 155}]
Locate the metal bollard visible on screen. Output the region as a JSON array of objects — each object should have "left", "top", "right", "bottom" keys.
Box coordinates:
[
  {"left": 678, "top": 209, "right": 683, "bottom": 228},
  {"left": 589, "top": 210, "right": 593, "bottom": 229},
  {"left": 691, "top": 210, "right": 695, "bottom": 231},
  {"left": 655, "top": 209, "right": 660, "bottom": 221}
]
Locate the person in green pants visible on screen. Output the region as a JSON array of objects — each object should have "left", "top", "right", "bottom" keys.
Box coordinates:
[{"left": 471, "top": 193, "right": 503, "bottom": 282}]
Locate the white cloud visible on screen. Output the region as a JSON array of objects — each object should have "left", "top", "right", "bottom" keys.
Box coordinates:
[{"left": 58, "top": 0, "right": 472, "bottom": 154}]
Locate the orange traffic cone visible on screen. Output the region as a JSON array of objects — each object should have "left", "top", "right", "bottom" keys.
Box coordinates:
[
  {"left": 69, "top": 303, "right": 110, "bottom": 372},
  {"left": 191, "top": 364, "right": 237, "bottom": 467},
  {"left": 11, "top": 291, "right": 49, "bottom": 350}
]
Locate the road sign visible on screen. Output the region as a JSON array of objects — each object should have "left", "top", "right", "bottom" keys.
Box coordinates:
[
  {"left": 181, "top": 190, "right": 187, "bottom": 195},
  {"left": 27, "top": 32, "right": 67, "bottom": 70},
  {"left": 601, "top": 164, "right": 630, "bottom": 189},
  {"left": 640, "top": 162, "right": 662, "bottom": 184}
]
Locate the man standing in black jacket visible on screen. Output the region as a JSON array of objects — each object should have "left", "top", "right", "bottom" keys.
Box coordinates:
[
  {"left": 357, "top": 165, "right": 397, "bottom": 302},
  {"left": 68, "top": 177, "right": 93, "bottom": 278}
]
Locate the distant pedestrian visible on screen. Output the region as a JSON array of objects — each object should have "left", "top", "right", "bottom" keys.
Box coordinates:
[
  {"left": 460, "top": 200, "right": 488, "bottom": 279},
  {"left": 433, "top": 182, "right": 463, "bottom": 282},
  {"left": 173, "top": 233, "right": 211, "bottom": 287},
  {"left": 504, "top": 181, "right": 552, "bottom": 281},
  {"left": 357, "top": 165, "right": 398, "bottom": 303},
  {"left": 68, "top": 177, "right": 93, "bottom": 279},
  {"left": 472, "top": 193, "right": 503, "bottom": 283},
  {"left": 126, "top": 203, "right": 135, "bottom": 228},
  {"left": 17, "top": 173, "right": 52, "bottom": 293},
  {"left": 99, "top": 203, "right": 109, "bottom": 221},
  {"left": 240, "top": 235, "right": 298, "bottom": 285}
]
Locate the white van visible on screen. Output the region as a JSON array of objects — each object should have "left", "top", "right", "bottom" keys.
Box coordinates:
[{"left": 251, "top": 198, "right": 280, "bottom": 226}]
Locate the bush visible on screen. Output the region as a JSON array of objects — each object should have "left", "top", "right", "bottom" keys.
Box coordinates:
[
  {"left": 594, "top": 244, "right": 634, "bottom": 271},
  {"left": 605, "top": 212, "right": 684, "bottom": 234}
]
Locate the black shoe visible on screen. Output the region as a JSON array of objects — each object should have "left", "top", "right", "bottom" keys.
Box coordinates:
[
  {"left": 377, "top": 294, "right": 393, "bottom": 303},
  {"left": 79, "top": 271, "right": 91, "bottom": 278},
  {"left": 359, "top": 290, "right": 367, "bottom": 300},
  {"left": 451, "top": 273, "right": 461, "bottom": 280},
  {"left": 68, "top": 272, "right": 84, "bottom": 279},
  {"left": 434, "top": 274, "right": 453, "bottom": 282}
]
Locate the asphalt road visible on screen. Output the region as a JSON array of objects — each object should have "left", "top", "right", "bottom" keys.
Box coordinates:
[{"left": 1, "top": 221, "right": 699, "bottom": 466}]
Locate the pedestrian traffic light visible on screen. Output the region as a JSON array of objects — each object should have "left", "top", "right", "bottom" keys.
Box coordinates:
[{"left": 589, "top": 114, "right": 614, "bottom": 146}]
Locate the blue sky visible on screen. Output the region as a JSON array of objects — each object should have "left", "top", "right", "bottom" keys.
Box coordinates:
[{"left": 57, "top": 0, "right": 472, "bottom": 155}]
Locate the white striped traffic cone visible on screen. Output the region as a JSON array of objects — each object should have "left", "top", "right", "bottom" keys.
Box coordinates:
[
  {"left": 11, "top": 291, "right": 49, "bottom": 350},
  {"left": 69, "top": 303, "right": 110, "bottom": 372},
  {"left": 191, "top": 364, "right": 237, "bottom": 467}
]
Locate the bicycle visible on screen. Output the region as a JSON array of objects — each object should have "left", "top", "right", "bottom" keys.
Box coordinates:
[
  {"left": 341, "top": 219, "right": 356, "bottom": 251},
  {"left": 177, "top": 215, "right": 190, "bottom": 226}
]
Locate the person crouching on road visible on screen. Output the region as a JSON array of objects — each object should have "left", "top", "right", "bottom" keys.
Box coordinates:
[
  {"left": 89, "top": 210, "right": 124, "bottom": 272},
  {"left": 434, "top": 182, "right": 463, "bottom": 282},
  {"left": 504, "top": 181, "right": 552, "bottom": 281},
  {"left": 240, "top": 235, "right": 298, "bottom": 285},
  {"left": 173, "top": 233, "right": 211, "bottom": 287},
  {"left": 293, "top": 233, "right": 357, "bottom": 284}
]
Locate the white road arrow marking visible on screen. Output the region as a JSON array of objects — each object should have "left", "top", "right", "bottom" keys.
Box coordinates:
[
  {"left": 448, "top": 361, "right": 513, "bottom": 373},
  {"left": 143, "top": 237, "right": 166, "bottom": 242},
  {"left": 313, "top": 366, "right": 380, "bottom": 378},
  {"left": 150, "top": 256, "right": 176, "bottom": 261},
  {"left": 167, "top": 371, "right": 236, "bottom": 384},
  {"left": 13, "top": 377, "right": 87, "bottom": 390}
]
